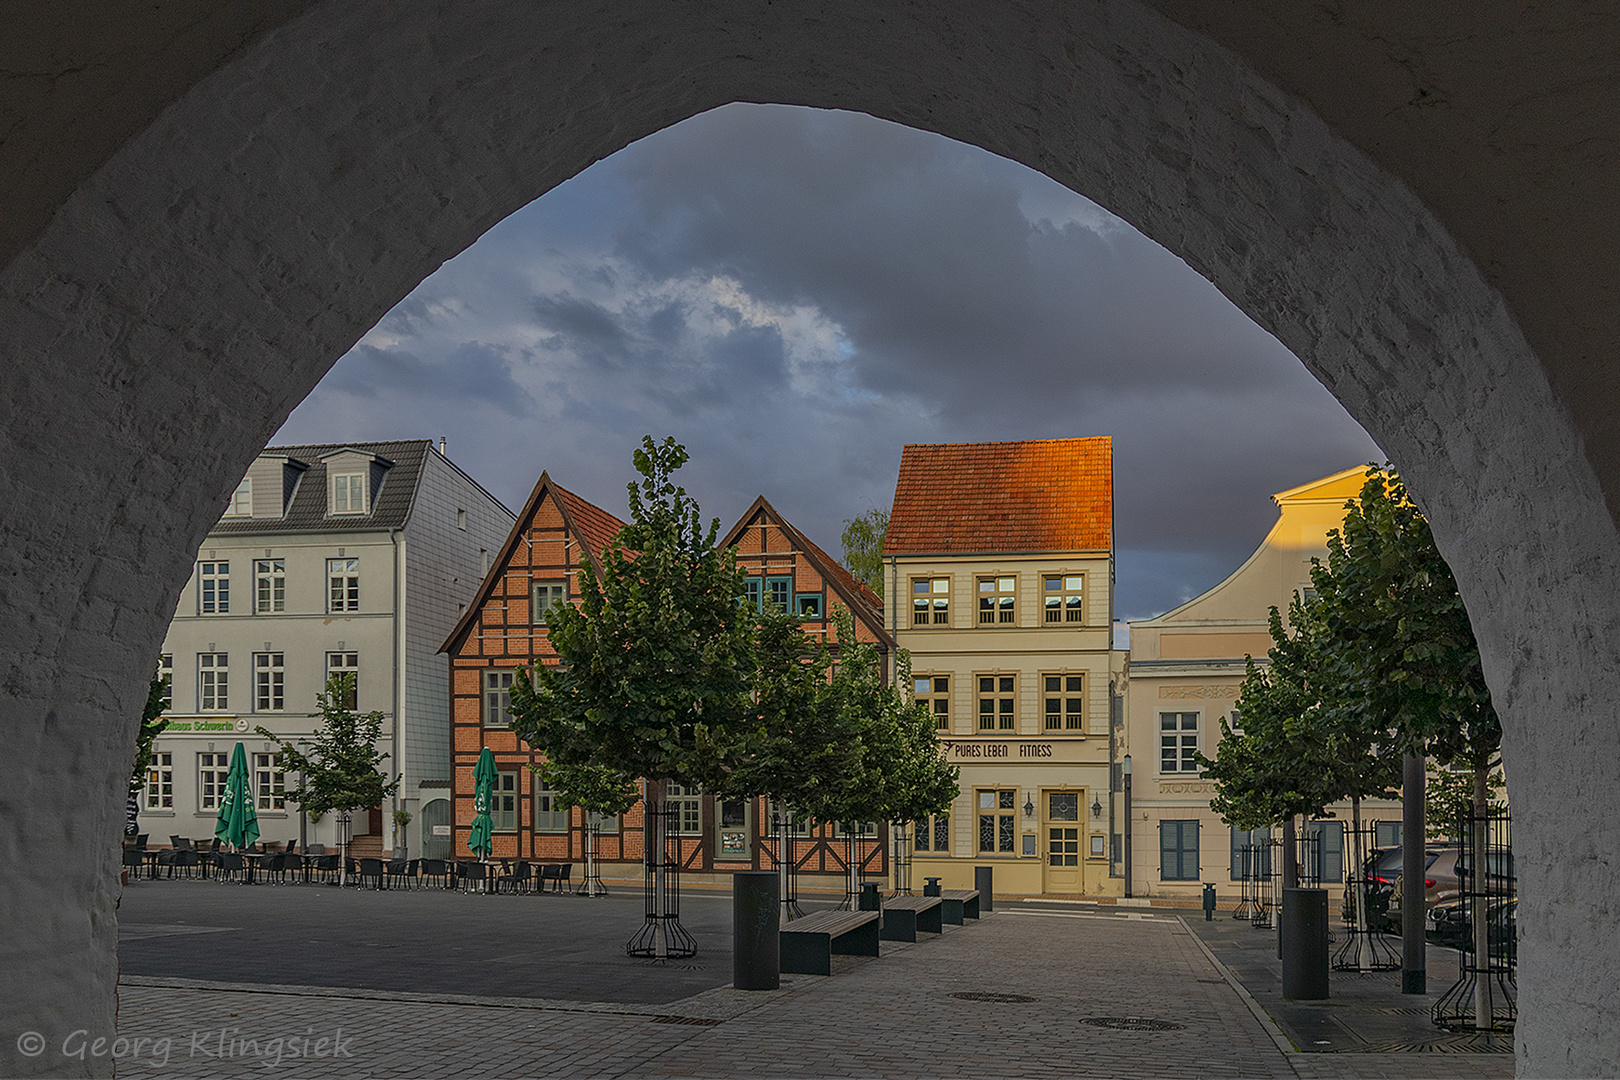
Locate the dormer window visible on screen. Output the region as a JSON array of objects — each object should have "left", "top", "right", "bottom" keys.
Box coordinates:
[
  {"left": 225, "top": 478, "right": 252, "bottom": 517},
  {"left": 331, "top": 472, "right": 368, "bottom": 515}
]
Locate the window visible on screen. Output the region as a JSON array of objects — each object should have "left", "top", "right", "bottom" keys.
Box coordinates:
[
  {"left": 253, "top": 753, "right": 285, "bottom": 810},
  {"left": 977, "top": 789, "right": 1017, "bottom": 853},
  {"left": 795, "top": 592, "right": 823, "bottom": 617},
  {"left": 331, "top": 472, "right": 367, "bottom": 514},
  {"left": 254, "top": 652, "right": 284, "bottom": 712},
  {"left": 588, "top": 810, "right": 619, "bottom": 833},
  {"left": 977, "top": 674, "right": 1016, "bottom": 731},
  {"left": 1374, "top": 821, "right": 1402, "bottom": 848},
  {"left": 767, "top": 798, "right": 810, "bottom": 836},
  {"left": 198, "top": 752, "right": 230, "bottom": 810},
  {"left": 327, "top": 652, "right": 358, "bottom": 708},
  {"left": 1230, "top": 826, "right": 1272, "bottom": 880},
  {"left": 457, "top": 508, "right": 467, "bottom": 530},
  {"left": 158, "top": 654, "right": 172, "bottom": 711},
  {"left": 914, "top": 813, "right": 951, "bottom": 852},
  {"left": 492, "top": 771, "right": 518, "bottom": 831},
  {"left": 226, "top": 478, "right": 252, "bottom": 517},
  {"left": 1047, "top": 792, "right": 1080, "bottom": 867},
  {"left": 534, "top": 781, "right": 568, "bottom": 832},
  {"left": 199, "top": 561, "right": 230, "bottom": 614},
  {"left": 327, "top": 558, "right": 359, "bottom": 612},
  {"left": 531, "top": 580, "right": 565, "bottom": 623},
  {"left": 911, "top": 577, "right": 950, "bottom": 625},
  {"left": 1160, "top": 820, "right": 1200, "bottom": 881},
  {"left": 977, "top": 575, "right": 1016, "bottom": 624},
  {"left": 1159, "top": 712, "right": 1200, "bottom": 773},
  {"left": 667, "top": 783, "right": 703, "bottom": 834},
  {"left": 1043, "top": 674, "right": 1085, "bottom": 731},
  {"left": 914, "top": 675, "right": 951, "bottom": 731},
  {"left": 198, "top": 653, "right": 228, "bottom": 711},
  {"left": 1042, "top": 574, "right": 1084, "bottom": 623},
  {"left": 1304, "top": 820, "right": 1345, "bottom": 884},
  {"left": 145, "top": 752, "right": 173, "bottom": 811},
  {"left": 254, "top": 559, "right": 285, "bottom": 614},
  {"left": 838, "top": 820, "right": 877, "bottom": 837},
  {"left": 483, "top": 669, "right": 514, "bottom": 727}
]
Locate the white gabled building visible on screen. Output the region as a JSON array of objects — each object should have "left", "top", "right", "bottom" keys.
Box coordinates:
[{"left": 139, "top": 439, "right": 513, "bottom": 858}]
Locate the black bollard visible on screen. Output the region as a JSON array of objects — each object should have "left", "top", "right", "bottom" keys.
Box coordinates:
[
  {"left": 1280, "top": 887, "right": 1329, "bottom": 1000},
  {"left": 1203, "top": 882, "right": 1217, "bottom": 921},
  {"left": 733, "top": 870, "right": 779, "bottom": 990},
  {"left": 975, "top": 865, "right": 994, "bottom": 912}
]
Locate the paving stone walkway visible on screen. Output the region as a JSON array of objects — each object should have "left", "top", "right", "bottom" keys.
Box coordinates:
[{"left": 96, "top": 885, "right": 1517, "bottom": 1078}]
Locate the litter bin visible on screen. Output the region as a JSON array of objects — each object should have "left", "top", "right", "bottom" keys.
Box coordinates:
[
  {"left": 923, "top": 877, "right": 942, "bottom": 897},
  {"left": 1202, "top": 882, "right": 1217, "bottom": 921},
  {"left": 1281, "top": 887, "right": 1329, "bottom": 1000},
  {"left": 733, "top": 870, "right": 779, "bottom": 990},
  {"left": 974, "top": 866, "right": 994, "bottom": 911},
  {"left": 858, "top": 881, "right": 881, "bottom": 911}
]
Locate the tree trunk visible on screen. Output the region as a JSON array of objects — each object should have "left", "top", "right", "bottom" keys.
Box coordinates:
[
  {"left": 1472, "top": 762, "right": 1495, "bottom": 1030},
  {"left": 1401, "top": 753, "right": 1426, "bottom": 993},
  {"left": 1352, "top": 795, "right": 1370, "bottom": 966},
  {"left": 645, "top": 778, "right": 667, "bottom": 959}
]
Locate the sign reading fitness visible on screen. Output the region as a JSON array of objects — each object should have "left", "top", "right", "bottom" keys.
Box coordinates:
[{"left": 941, "top": 740, "right": 1090, "bottom": 762}]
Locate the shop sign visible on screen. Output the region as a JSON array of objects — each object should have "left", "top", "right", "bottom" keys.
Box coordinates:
[{"left": 941, "top": 740, "right": 1085, "bottom": 762}]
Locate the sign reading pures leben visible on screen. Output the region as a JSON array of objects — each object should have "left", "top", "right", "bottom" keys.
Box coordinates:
[{"left": 940, "top": 741, "right": 1091, "bottom": 762}]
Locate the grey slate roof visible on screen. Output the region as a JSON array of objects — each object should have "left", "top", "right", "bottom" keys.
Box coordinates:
[{"left": 207, "top": 439, "right": 431, "bottom": 535}]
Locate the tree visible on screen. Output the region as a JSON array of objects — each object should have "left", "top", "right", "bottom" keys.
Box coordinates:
[
  {"left": 840, "top": 509, "right": 889, "bottom": 598},
  {"left": 258, "top": 674, "right": 399, "bottom": 884},
  {"left": 127, "top": 670, "right": 170, "bottom": 834}
]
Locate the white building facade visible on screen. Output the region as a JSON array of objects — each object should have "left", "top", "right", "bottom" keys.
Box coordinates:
[{"left": 138, "top": 440, "right": 513, "bottom": 857}]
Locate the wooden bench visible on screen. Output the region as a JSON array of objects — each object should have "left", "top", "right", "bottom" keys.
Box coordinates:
[
  {"left": 939, "top": 888, "right": 980, "bottom": 924},
  {"left": 880, "top": 895, "right": 944, "bottom": 942},
  {"left": 779, "top": 909, "right": 881, "bottom": 975}
]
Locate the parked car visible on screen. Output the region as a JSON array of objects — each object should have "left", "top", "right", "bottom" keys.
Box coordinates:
[
  {"left": 1341, "top": 845, "right": 1402, "bottom": 927},
  {"left": 1388, "top": 846, "right": 1515, "bottom": 931},
  {"left": 1427, "top": 896, "right": 1518, "bottom": 962}
]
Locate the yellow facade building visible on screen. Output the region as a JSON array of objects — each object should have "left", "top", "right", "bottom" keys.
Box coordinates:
[
  {"left": 884, "top": 438, "right": 1125, "bottom": 897},
  {"left": 1124, "top": 467, "right": 1403, "bottom": 902}
]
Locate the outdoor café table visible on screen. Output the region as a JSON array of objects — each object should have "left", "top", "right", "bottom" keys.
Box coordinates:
[
  {"left": 141, "top": 849, "right": 164, "bottom": 880},
  {"left": 240, "top": 852, "right": 265, "bottom": 885}
]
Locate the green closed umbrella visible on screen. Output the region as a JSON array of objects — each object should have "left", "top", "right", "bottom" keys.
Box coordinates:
[
  {"left": 215, "top": 742, "right": 260, "bottom": 850},
  {"left": 468, "top": 747, "right": 495, "bottom": 860}
]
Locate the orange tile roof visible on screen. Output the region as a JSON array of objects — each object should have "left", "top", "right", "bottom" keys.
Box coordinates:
[
  {"left": 551, "top": 481, "right": 628, "bottom": 563},
  {"left": 884, "top": 438, "right": 1113, "bottom": 554}
]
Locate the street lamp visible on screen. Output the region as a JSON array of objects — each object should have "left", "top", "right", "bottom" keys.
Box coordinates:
[{"left": 1122, "top": 754, "right": 1133, "bottom": 898}]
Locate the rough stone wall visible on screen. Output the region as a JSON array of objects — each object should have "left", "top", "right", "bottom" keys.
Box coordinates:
[{"left": 0, "top": 1, "right": 1615, "bottom": 1075}]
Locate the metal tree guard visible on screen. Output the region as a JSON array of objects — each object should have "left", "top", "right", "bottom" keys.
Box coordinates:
[
  {"left": 768, "top": 808, "right": 803, "bottom": 921},
  {"left": 1232, "top": 841, "right": 1257, "bottom": 920},
  {"left": 1250, "top": 838, "right": 1278, "bottom": 929},
  {"left": 577, "top": 816, "right": 608, "bottom": 897},
  {"left": 627, "top": 801, "right": 696, "bottom": 959},
  {"left": 1334, "top": 821, "right": 1399, "bottom": 971},
  {"left": 890, "top": 820, "right": 913, "bottom": 896},
  {"left": 1433, "top": 809, "right": 1516, "bottom": 1032}
]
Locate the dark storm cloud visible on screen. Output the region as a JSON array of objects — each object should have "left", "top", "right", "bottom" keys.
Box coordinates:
[{"left": 276, "top": 103, "right": 1380, "bottom": 620}]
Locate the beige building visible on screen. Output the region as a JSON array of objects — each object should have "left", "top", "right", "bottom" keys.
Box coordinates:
[
  {"left": 1124, "top": 467, "right": 1402, "bottom": 901},
  {"left": 885, "top": 438, "right": 1124, "bottom": 897}
]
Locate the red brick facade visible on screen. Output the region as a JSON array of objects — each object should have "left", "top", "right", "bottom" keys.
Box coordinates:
[{"left": 441, "top": 478, "right": 893, "bottom": 881}]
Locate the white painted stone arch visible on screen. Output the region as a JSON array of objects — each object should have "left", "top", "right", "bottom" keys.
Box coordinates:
[{"left": 2, "top": 1, "right": 1614, "bottom": 1075}]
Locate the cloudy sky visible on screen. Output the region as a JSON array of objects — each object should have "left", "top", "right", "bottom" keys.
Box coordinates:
[{"left": 275, "top": 103, "right": 1381, "bottom": 623}]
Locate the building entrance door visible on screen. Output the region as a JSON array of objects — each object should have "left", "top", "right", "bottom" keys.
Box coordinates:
[
  {"left": 420, "top": 798, "right": 452, "bottom": 860},
  {"left": 715, "top": 798, "right": 753, "bottom": 863},
  {"left": 1043, "top": 790, "right": 1083, "bottom": 894}
]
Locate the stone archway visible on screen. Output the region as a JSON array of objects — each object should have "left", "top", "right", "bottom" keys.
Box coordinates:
[{"left": 2, "top": 2, "right": 1616, "bottom": 1075}]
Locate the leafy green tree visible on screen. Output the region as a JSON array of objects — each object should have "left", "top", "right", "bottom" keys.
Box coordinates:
[
  {"left": 127, "top": 671, "right": 171, "bottom": 833},
  {"left": 840, "top": 508, "right": 889, "bottom": 598},
  {"left": 258, "top": 674, "right": 399, "bottom": 882},
  {"left": 1425, "top": 763, "right": 1507, "bottom": 840}
]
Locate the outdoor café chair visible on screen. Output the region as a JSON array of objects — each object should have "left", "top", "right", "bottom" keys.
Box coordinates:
[
  {"left": 457, "top": 861, "right": 488, "bottom": 893},
  {"left": 554, "top": 864, "right": 573, "bottom": 893},
  {"left": 417, "top": 858, "right": 451, "bottom": 889},
  {"left": 214, "top": 851, "right": 245, "bottom": 884},
  {"left": 384, "top": 858, "right": 416, "bottom": 890},
  {"left": 497, "top": 861, "right": 533, "bottom": 894},
  {"left": 357, "top": 858, "right": 385, "bottom": 890},
  {"left": 280, "top": 852, "right": 304, "bottom": 884}
]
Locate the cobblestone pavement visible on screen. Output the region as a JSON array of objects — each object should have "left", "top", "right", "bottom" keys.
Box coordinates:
[{"left": 102, "top": 901, "right": 1517, "bottom": 1079}]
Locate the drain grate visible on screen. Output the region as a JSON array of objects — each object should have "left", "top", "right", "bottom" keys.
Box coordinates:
[
  {"left": 950, "top": 992, "right": 1039, "bottom": 1004},
  {"left": 1354, "top": 1039, "right": 1512, "bottom": 1054},
  {"left": 1079, "top": 1017, "right": 1185, "bottom": 1032},
  {"left": 650, "top": 1016, "right": 724, "bottom": 1027}
]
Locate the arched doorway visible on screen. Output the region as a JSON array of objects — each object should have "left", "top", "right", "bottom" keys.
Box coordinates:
[{"left": 2, "top": 3, "right": 1616, "bottom": 1075}]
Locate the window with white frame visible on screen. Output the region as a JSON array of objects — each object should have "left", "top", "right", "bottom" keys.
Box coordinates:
[
  {"left": 483, "top": 669, "right": 514, "bottom": 727},
  {"left": 914, "top": 813, "right": 950, "bottom": 852},
  {"left": 1159, "top": 712, "right": 1200, "bottom": 773},
  {"left": 198, "top": 653, "right": 229, "bottom": 711},
  {"left": 198, "top": 752, "right": 230, "bottom": 810},
  {"left": 327, "top": 558, "right": 359, "bottom": 612},
  {"left": 977, "top": 789, "right": 1017, "bottom": 853},
  {"left": 254, "top": 652, "right": 284, "bottom": 712},
  {"left": 1042, "top": 574, "right": 1085, "bottom": 623},
  {"left": 225, "top": 478, "right": 252, "bottom": 517},
  {"left": 913, "top": 674, "right": 951, "bottom": 731},
  {"left": 766, "top": 798, "right": 810, "bottom": 836},
  {"left": 493, "top": 771, "right": 518, "bottom": 831},
  {"left": 158, "top": 654, "right": 172, "bottom": 711},
  {"left": 327, "top": 652, "right": 358, "bottom": 708},
  {"left": 254, "top": 558, "right": 285, "bottom": 614},
  {"left": 253, "top": 752, "right": 285, "bottom": 810},
  {"left": 144, "top": 752, "right": 173, "bottom": 811},
  {"left": 911, "top": 577, "right": 950, "bottom": 625},
  {"left": 531, "top": 580, "right": 565, "bottom": 623},
  {"left": 977, "top": 674, "right": 1016, "bottom": 731},
  {"left": 198, "top": 561, "right": 230, "bottom": 614},
  {"left": 1042, "top": 674, "right": 1085, "bottom": 730},
  {"left": 330, "top": 472, "right": 367, "bottom": 514},
  {"left": 667, "top": 783, "right": 703, "bottom": 834},
  {"left": 838, "top": 820, "right": 877, "bottom": 837},
  {"left": 977, "top": 575, "right": 1016, "bottom": 624},
  {"left": 534, "top": 780, "right": 569, "bottom": 832}
]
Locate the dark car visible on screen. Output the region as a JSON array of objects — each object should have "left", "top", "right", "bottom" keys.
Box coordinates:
[
  {"left": 1341, "top": 845, "right": 1403, "bottom": 927},
  {"left": 1427, "top": 896, "right": 1518, "bottom": 962},
  {"left": 1389, "top": 846, "right": 1514, "bottom": 931}
]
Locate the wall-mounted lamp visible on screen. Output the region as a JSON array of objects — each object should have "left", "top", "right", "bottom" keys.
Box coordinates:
[
  {"left": 1023, "top": 796, "right": 1035, "bottom": 819},
  {"left": 1091, "top": 797, "right": 1103, "bottom": 819}
]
